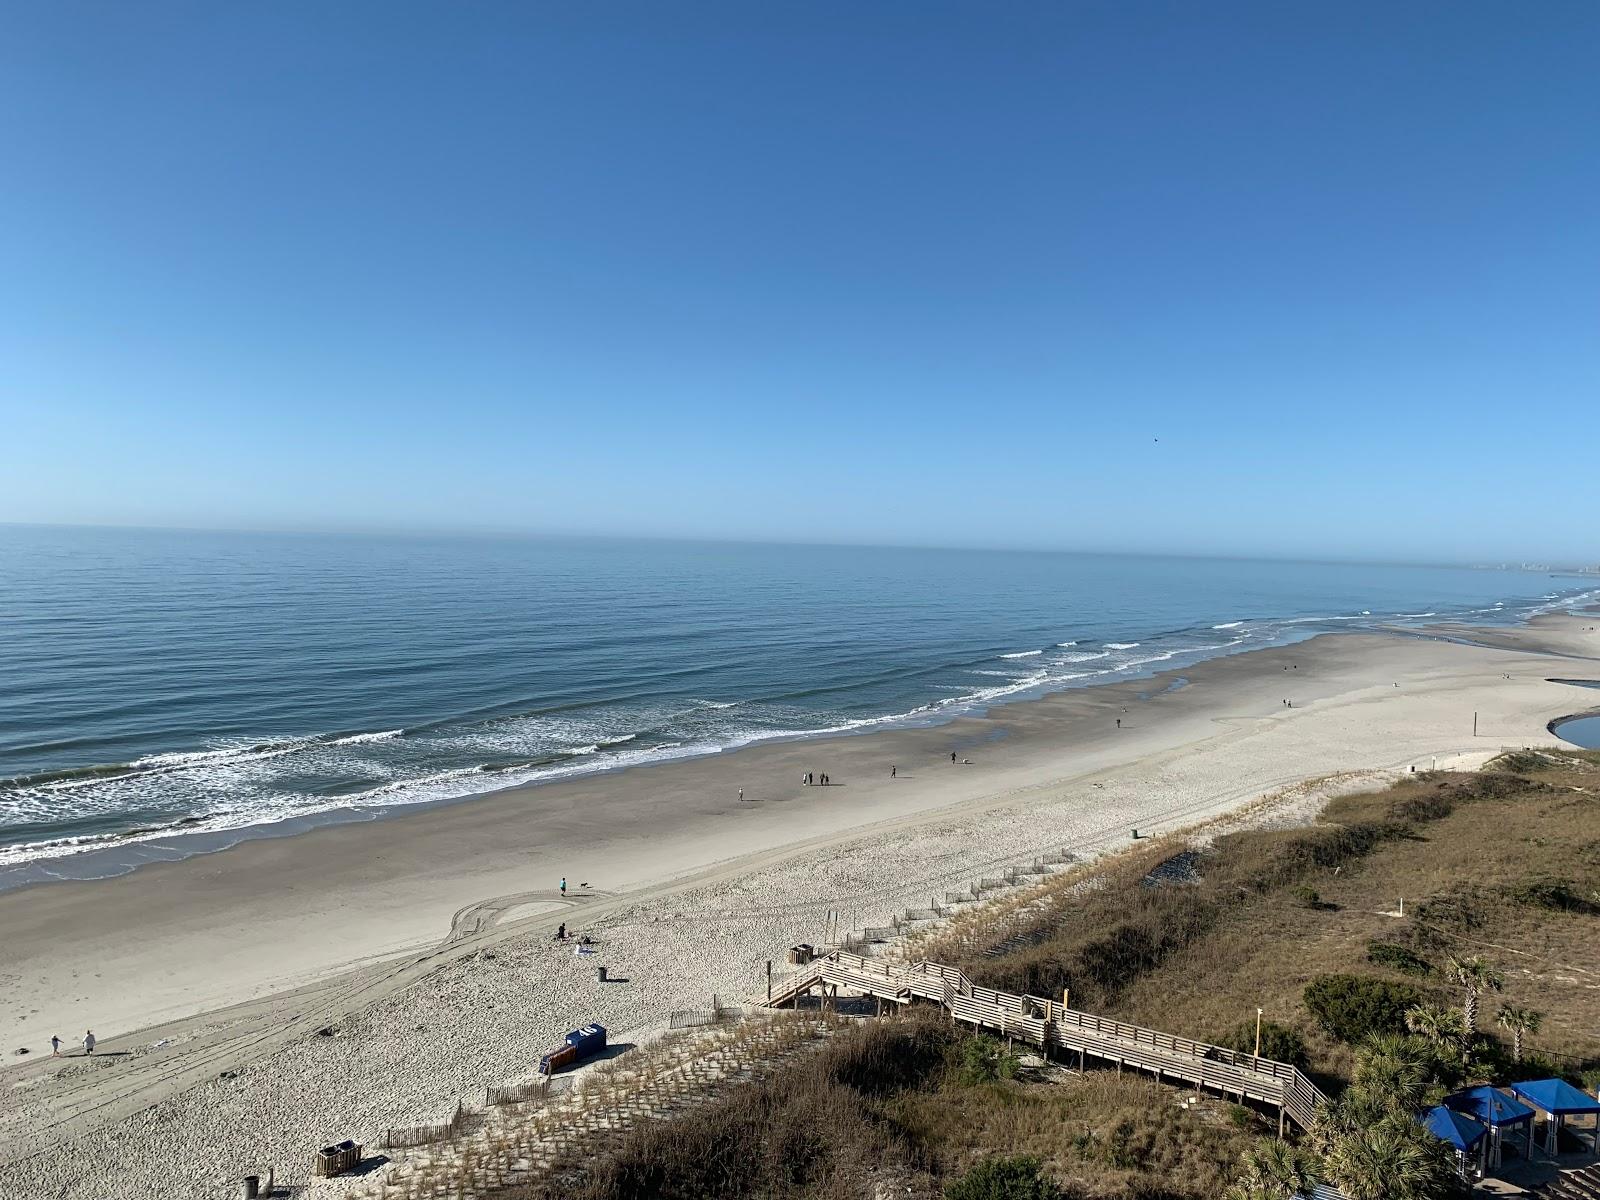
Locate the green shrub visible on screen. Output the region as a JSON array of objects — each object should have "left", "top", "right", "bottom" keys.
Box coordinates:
[
  {"left": 1103, "top": 1119, "right": 1139, "bottom": 1170},
  {"left": 1367, "top": 941, "right": 1432, "bottom": 977},
  {"left": 1505, "top": 878, "right": 1597, "bottom": 914},
  {"left": 1388, "top": 793, "right": 1455, "bottom": 823},
  {"left": 1304, "top": 975, "right": 1423, "bottom": 1044},
  {"left": 1220, "top": 1019, "right": 1309, "bottom": 1067},
  {"left": 1496, "top": 751, "right": 1548, "bottom": 774},
  {"left": 954, "top": 1034, "right": 1021, "bottom": 1086},
  {"left": 1293, "top": 885, "right": 1322, "bottom": 908},
  {"left": 944, "top": 1155, "right": 1063, "bottom": 1200}
]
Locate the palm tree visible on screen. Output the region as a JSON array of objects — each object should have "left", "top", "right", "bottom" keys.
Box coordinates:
[
  {"left": 1405, "top": 1004, "right": 1467, "bottom": 1049},
  {"left": 1496, "top": 1004, "right": 1543, "bottom": 1062},
  {"left": 1323, "top": 1114, "right": 1463, "bottom": 1200},
  {"left": 1352, "top": 1033, "right": 1435, "bottom": 1110},
  {"left": 1229, "top": 1139, "right": 1322, "bottom": 1199},
  {"left": 1445, "top": 954, "right": 1504, "bottom": 1032}
]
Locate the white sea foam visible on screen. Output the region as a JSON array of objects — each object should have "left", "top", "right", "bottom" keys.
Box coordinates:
[
  {"left": 328, "top": 729, "right": 404, "bottom": 746},
  {"left": 12, "top": 584, "right": 1596, "bottom": 877}
]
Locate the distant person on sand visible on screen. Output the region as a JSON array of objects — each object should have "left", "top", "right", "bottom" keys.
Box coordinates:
[
  {"left": 738, "top": 788, "right": 744, "bottom": 802},
  {"left": 1115, "top": 718, "right": 1121, "bottom": 729},
  {"left": 555, "top": 923, "right": 566, "bottom": 941},
  {"left": 890, "top": 765, "right": 896, "bottom": 779},
  {"left": 83, "top": 1031, "right": 95, "bottom": 1055},
  {"left": 559, "top": 877, "right": 566, "bottom": 897},
  {"left": 951, "top": 752, "right": 956, "bottom": 763},
  {"left": 50, "top": 1035, "right": 60, "bottom": 1057}
]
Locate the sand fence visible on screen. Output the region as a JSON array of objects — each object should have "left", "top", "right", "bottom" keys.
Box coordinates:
[{"left": 340, "top": 1010, "right": 837, "bottom": 1199}]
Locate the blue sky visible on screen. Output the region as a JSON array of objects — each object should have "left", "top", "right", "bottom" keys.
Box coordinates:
[{"left": 2, "top": 2, "right": 1596, "bottom": 563}]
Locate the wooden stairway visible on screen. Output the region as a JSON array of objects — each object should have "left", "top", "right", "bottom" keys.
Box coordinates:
[{"left": 768, "top": 950, "right": 1328, "bottom": 1133}]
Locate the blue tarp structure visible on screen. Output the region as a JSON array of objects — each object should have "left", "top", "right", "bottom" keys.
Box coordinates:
[
  {"left": 1446, "top": 1086, "right": 1536, "bottom": 1130},
  {"left": 1510, "top": 1079, "right": 1600, "bottom": 1117},
  {"left": 1423, "top": 1104, "right": 1489, "bottom": 1151}
]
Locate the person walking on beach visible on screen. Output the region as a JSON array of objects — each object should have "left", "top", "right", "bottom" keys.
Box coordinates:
[
  {"left": 1115, "top": 718, "right": 1121, "bottom": 729},
  {"left": 951, "top": 751, "right": 957, "bottom": 764},
  {"left": 555, "top": 923, "right": 566, "bottom": 941},
  {"left": 83, "top": 1031, "right": 95, "bottom": 1055},
  {"left": 559, "top": 877, "right": 566, "bottom": 897},
  {"left": 890, "top": 765, "right": 896, "bottom": 779},
  {"left": 50, "top": 1035, "right": 60, "bottom": 1057},
  {"left": 738, "top": 788, "right": 744, "bottom": 802}
]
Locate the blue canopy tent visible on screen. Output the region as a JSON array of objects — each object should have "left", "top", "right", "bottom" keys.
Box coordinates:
[
  {"left": 1422, "top": 1105, "right": 1490, "bottom": 1178},
  {"left": 1446, "top": 1086, "right": 1537, "bottom": 1168},
  {"left": 1510, "top": 1079, "right": 1600, "bottom": 1156}
]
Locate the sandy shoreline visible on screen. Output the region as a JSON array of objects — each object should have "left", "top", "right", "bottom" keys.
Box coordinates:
[{"left": 1, "top": 614, "right": 1597, "bottom": 1197}]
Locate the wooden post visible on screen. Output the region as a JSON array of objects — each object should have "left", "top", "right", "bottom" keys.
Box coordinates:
[
  {"left": 1062, "top": 987, "right": 1070, "bottom": 1013},
  {"left": 766, "top": 960, "right": 772, "bottom": 1001},
  {"left": 1278, "top": 1106, "right": 1286, "bottom": 1138}
]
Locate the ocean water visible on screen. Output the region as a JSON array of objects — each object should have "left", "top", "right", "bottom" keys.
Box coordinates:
[{"left": 1, "top": 525, "right": 1593, "bottom": 884}]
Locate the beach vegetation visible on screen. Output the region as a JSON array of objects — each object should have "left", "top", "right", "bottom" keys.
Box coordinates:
[
  {"left": 1504, "top": 876, "right": 1598, "bottom": 914},
  {"left": 1303, "top": 975, "right": 1422, "bottom": 1044},
  {"left": 943, "top": 1155, "right": 1062, "bottom": 1200},
  {"left": 954, "top": 1034, "right": 1021, "bottom": 1085},
  {"left": 1494, "top": 1004, "right": 1542, "bottom": 1062},
  {"left": 1366, "top": 940, "right": 1431, "bottom": 976},
  {"left": 1218, "top": 1019, "right": 1307, "bottom": 1067}
]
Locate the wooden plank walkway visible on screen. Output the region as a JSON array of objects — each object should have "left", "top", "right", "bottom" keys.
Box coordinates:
[{"left": 766, "top": 950, "right": 1328, "bottom": 1134}]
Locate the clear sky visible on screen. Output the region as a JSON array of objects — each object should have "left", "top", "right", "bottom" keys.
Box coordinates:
[{"left": 2, "top": 2, "right": 1596, "bottom": 563}]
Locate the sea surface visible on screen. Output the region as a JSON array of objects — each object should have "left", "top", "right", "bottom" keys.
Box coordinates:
[{"left": 1, "top": 525, "right": 1593, "bottom": 887}]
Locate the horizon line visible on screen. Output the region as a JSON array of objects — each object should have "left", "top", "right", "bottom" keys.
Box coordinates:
[{"left": 0, "top": 518, "right": 1585, "bottom": 575}]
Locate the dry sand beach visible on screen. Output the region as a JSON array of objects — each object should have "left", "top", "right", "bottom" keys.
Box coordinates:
[{"left": 2, "top": 613, "right": 1598, "bottom": 1197}]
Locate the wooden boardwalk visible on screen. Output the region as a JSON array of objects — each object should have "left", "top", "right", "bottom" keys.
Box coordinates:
[{"left": 767, "top": 950, "right": 1328, "bottom": 1134}]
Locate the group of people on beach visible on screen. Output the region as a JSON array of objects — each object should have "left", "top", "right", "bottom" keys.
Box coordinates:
[
  {"left": 46, "top": 1031, "right": 93, "bottom": 1057},
  {"left": 551, "top": 922, "right": 597, "bottom": 954},
  {"left": 801, "top": 771, "right": 829, "bottom": 786}
]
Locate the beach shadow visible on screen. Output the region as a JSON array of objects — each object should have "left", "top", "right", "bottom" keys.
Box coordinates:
[
  {"left": 601, "top": 975, "right": 632, "bottom": 985},
  {"left": 343, "top": 1154, "right": 391, "bottom": 1179}
]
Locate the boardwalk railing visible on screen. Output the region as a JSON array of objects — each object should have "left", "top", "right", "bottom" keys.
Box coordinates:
[{"left": 768, "top": 951, "right": 1328, "bottom": 1133}]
